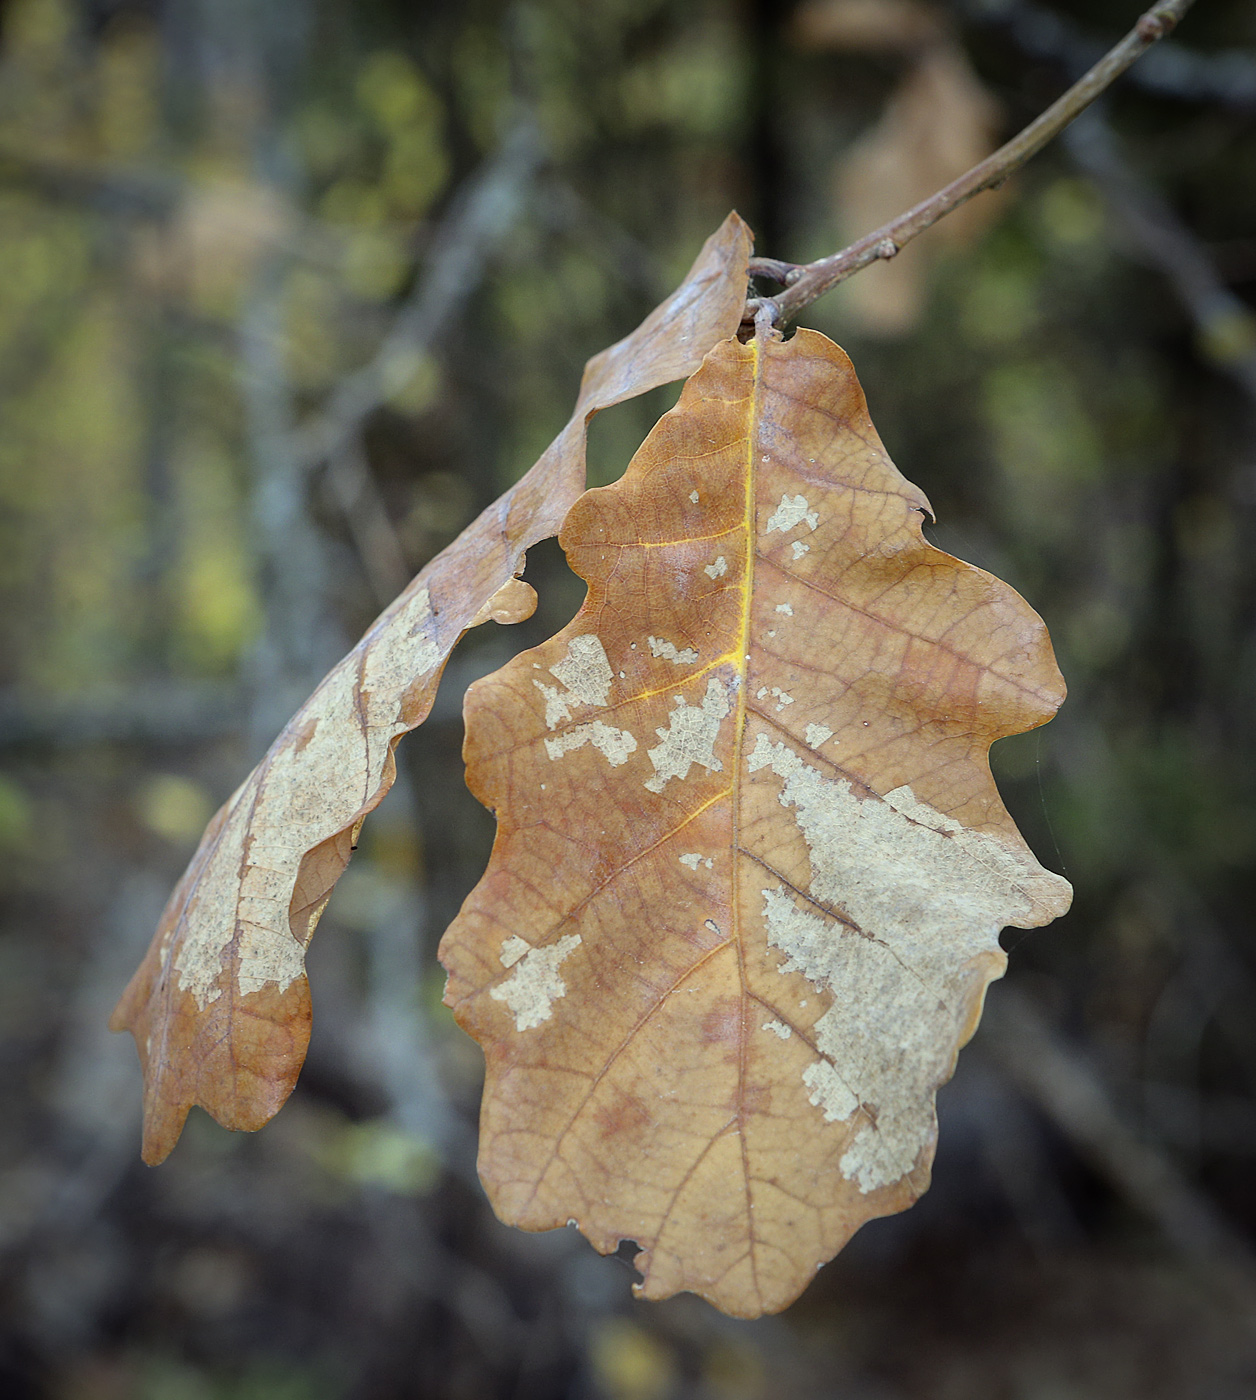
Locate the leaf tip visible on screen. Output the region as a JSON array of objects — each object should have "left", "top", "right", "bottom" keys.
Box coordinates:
[{"left": 140, "top": 1098, "right": 190, "bottom": 1166}]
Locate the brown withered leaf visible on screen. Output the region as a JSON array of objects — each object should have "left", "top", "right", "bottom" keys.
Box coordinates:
[
  {"left": 835, "top": 40, "right": 1001, "bottom": 335},
  {"left": 111, "top": 213, "right": 753, "bottom": 1165},
  {"left": 440, "top": 327, "right": 1072, "bottom": 1317},
  {"left": 793, "top": 0, "right": 945, "bottom": 51}
]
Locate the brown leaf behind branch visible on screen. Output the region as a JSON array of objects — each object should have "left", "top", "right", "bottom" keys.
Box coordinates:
[
  {"left": 111, "top": 213, "right": 753, "bottom": 1165},
  {"left": 793, "top": 0, "right": 945, "bottom": 52},
  {"left": 440, "top": 328, "right": 1071, "bottom": 1317},
  {"left": 835, "top": 40, "right": 1001, "bottom": 334}
]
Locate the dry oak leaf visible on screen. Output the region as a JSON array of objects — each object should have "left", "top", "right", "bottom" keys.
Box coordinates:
[
  {"left": 793, "top": 0, "right": 946, "bottom": 52},
  {"left": 110, "top": 213, "right": 752, "bottom": 1166},
  {"left": 440, "top": 327, "right": 1072, "bottom": 1318},
  {"left": 834, "top": 39, "right": 1001, "bottom": 336}
]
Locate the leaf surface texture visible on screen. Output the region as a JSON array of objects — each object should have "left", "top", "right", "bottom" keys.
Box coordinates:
[{"left": 441, "top": 329, "right": 1072, "bottom": 1317}]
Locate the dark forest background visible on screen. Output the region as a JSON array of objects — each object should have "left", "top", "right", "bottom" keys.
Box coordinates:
[{"left": 1, "top": 0, "right": 1255, "bottom": 1395}]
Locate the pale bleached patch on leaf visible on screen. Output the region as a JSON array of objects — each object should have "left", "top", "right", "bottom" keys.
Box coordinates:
[
  {"left": 805, "top": 724, "right": 834, "bottom": 748},
  {"left": 550, "top": 635, "right": 614, "bottom": 704},
  {"left": 362, "top": 586, "right": 443, "bottom": 702},
  {"left": 775, "top": 603, "right": 793, "bottom": 616},
  {"left": 534, "top": 635, "right": 615, "bottom": 729},
  {"left": 801, "top": 1057, "right": 859, "bottom": 1123},
  {"left": 766, "top": 494, "right": 818, "bottom": 534},
  {"left": 172, "top": 592, "right": 446, "bottom": 1013},
  {"left": 750, "top": 733, "right": 1065, "bottom": 1191},
  {"left": 762, "top": 1019, "right": 792, "bottom": 1040},
  {"left": 791, "top": 541, "right": 810, "bottom": 560},
  {"left": 644, "top": 677, "right": 733, "bottom": 794},
  {"left": 544, "top": 721, "right": 638, "bottom": 767},
  {"left": 235, "top": 925, "right": 307, "bottom": 1001},
  {"left": 172, "top": 933, "right": 225, "bottom": 1010},
  {"left": 648, "top": 636, "right": 698, "bottom": 665},
  {"left": 490, "top": 933, "right": 582, "bottom": 1031},
  {"left": 499, "top": 936, "right": 531, "bottom": 968},
  {"left": 704, "top": 556, "right": 728, "bottom": 579}
]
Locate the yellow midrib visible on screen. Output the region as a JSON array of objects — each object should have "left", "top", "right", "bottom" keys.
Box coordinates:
[
  {"left": 730, "top": 331, "right": 762, "bottom": 841},
  {"left": 727, "top": 330, "right": 764, "bottom": 1292}
]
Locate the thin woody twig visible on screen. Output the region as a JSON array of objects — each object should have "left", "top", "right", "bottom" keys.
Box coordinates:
[
  {"left": 240, "top": 251, "right": 344, "bottom": 748},
  {"left": 0, "top": 681, "right": 246, "bottom": 747},
  {"left": 967, "top": 0, "right": 1256, "bottom": 112},
  {"left": 324, "top": 436, "right": 414, "bottom": 608},
  {"left": 1064, "top": 111, "right": 1256, "bottom": 405},
  {"left": 748, "top": 256, "right": 803, "bottom": 285},
  {"left": 539, "top": 178, "right": 672, "bottom": 299},
  {"left": 754, "top": 0, "right": 1198, "bottom": 325},
  {"left": 982, "top": 988, "right": 1256, "bottom": 1284}
]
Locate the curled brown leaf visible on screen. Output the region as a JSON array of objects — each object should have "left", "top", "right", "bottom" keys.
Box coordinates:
[{"left": 111, "top": 213, "right": 753, "bottom": 1165}]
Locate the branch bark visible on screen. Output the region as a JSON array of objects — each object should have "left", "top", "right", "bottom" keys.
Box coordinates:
[
  {"left": 982, "top": 987, "right": 1256, "bottom": 1289},
  {"left": 1064, "top": 110, "right": 1256, "bottom": 405},
  {"left": 980, "top": 985, "right": 1254, "bottom": 1310},
  {"left": 750, "top": 0, "right": 1198, "bottom": 326},
  {"left": 967, "top": 0, "right": 1256, "bottom": 112}
]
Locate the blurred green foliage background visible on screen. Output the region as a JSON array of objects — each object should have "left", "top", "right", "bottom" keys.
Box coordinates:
[{"left": 1, "top": 0, "right": 1255, "bottom": 1396}]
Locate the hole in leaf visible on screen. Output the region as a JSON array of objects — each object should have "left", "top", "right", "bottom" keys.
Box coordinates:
[
  {"left": 519, "top": 535, "right": 588, "bottom": 646},
  {"left": 585, "top": 381, "right": 683, "bottom": 488}
]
